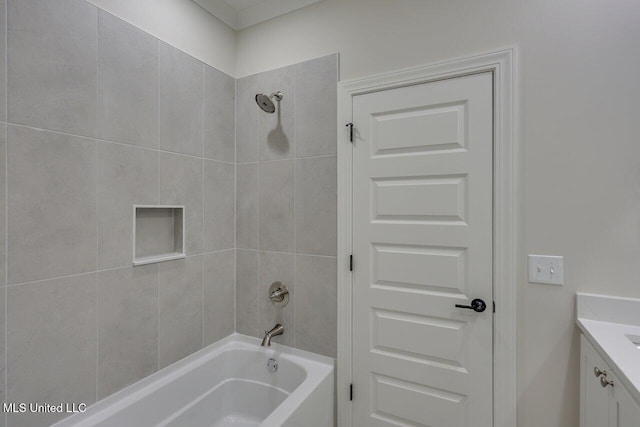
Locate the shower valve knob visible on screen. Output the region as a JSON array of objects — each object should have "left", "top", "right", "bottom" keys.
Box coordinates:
[{"left": 268, "top": 282, "right": 290, "bottom": 307}]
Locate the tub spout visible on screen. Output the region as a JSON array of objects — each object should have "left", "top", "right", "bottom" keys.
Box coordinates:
[{"left": 261, "top": 324, "right": 284, "bottom": 347}]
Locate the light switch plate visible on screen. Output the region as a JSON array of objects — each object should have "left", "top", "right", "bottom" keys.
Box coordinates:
[{"left": 528, "top": 255, "right": 564, "bottom": 285}]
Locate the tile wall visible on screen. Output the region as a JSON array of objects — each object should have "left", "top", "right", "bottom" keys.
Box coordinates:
[
  {"left": 1, "top": 1, "right": 235, "bottom": 425},
  {"left": 235, "top": 54, "right": 338, "bottom": 358}
]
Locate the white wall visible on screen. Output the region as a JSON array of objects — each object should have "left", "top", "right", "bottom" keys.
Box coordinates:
[
  {"left": 236, "top": 1, "right": 640, "bottom": 426},
  {"left": 86, "top": 0, "right": 236, "bottom": 75}
]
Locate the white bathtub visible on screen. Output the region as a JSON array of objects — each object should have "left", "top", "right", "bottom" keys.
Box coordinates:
[{"left": 52, "top": 334, "right": 334, "bottom": 427}]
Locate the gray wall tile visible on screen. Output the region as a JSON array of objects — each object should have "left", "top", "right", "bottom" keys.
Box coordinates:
[
  {"left": 236, "top": 163, "right": 258, "bottom": 250},
  {"left": 204, "top": 66, "right": 235, "bottom": 162},
  {"left": 236, "top": 249, "right": 258, "bottom": 337},
  {"left": 259, "top": 160, "right": 294, "bottom": 253},
  {"left": 258, "top": 251, "right": 294, "bottom": 347},
  {"left": 295, "top": 55, "right": 338, "bottom": 157},
  {"left": 295, "top": 156, "right": 337, "bottom": 256},
  {"left": 158, "top": 256, "right": 203, "bottom": 368},
  {"left": 8, "top": 0, "right": 97, "bottom": 137},
  {"left": 204, "top": 160, "right": 234, "bottom": 252},
  {"left": 203, "top": 250, "right": 235, "bottom": 345},
  {"left": 0, "top": 0, "right": 6, "bottom": 122},
  {"left": 159, "top": 42, "right": 203, "bottom": 157},
  {"left": 8, "top": 125, "right": 97, "bottom": 284},
  {"left": 159, "top": 152, "right": 203, "bottom": 255},
  {"left": 98, "top": 265, "right": 158, "bottom": 399},
  {"left": 98, "top": 142, "right": 158, "bottom": 270},
  {"left": 7, "top": 274, "right": 97, "bottom": 427},
  {"left": 294, "top": 255, "right": 337, "bottom": 358},
  {"left": 0, "top": 124, "right": 5, "bottom": 286},
  {"left": 235, "top": 75, "right": 257, "bottom": 163},
  {"left": 98, "top": 12, "right": 158, "bottom": 148},
  {"left": 257, "top": 65, "right": 294, "bottom": 160}
]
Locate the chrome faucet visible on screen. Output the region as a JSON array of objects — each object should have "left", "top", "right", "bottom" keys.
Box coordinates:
[{"left": 261, "top": 324, "right": 285, "bottom": 347}]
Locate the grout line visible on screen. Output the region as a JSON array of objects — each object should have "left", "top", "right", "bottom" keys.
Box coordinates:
[
  {"left": 292, "top": 182, "right": 296, "bottom": 347},
  {"left": 201, "top": 63, "right": 205, "bottom": 348},
  {"left": 4, "top": 249, "right": 233, "bottom": 289},
  {"left": 156, "top": 262, "right": 160, "bottom": 370},
  {"left": 255, "top": 94, "right": 261, "bottom": 339},
  {"left": 202, "top": 64, "right": 205, "bottom": 160},
  {"left": 292, "top": 254, "right": 296, "bottom": 349},
  {"left": 156, "top": 38, "right": 161, "bottom": 373},
  {"left": 249, "top": 154, "right": 336, "bottom": 165},
  {"left": 256, "top": 249, "right": 261, "bottom": 339},
  {"left": 201, "top": 247, "right": 205, "bottom": 348},
  {"left": 292, "top": 153, "right": 337, "bottom": 161},
  {"left": 152, "top": 264, "right": 158, "bottom": 374},
  {"left": 4, "top": 122, "right": 235, "bottom": 165},
  {"left": 4, "top": 0, "right": 7, "bottom": 418},
  {"left": 292, "top": 65, "right": 296, "bottom": 160},
  {"left": 291, "top": 67, "right": 297, "bottom": 348},
  {"left": 233, "top": 77, "right": 238, "bottom": 334},
  {"left": 233, "top": 79, "right": 238, "bottom": 333},
  {"left": 233, "top": 248, "right": 337, "bottom": 259},
  {"left": 156, "top": 41, "right": 161, "bottom": 205},
  {"left": 95, "top": 10, "right": 100, "bottom": 403},
  {"left": 94, "top": 273, "right": 99, "bottom": 401}
]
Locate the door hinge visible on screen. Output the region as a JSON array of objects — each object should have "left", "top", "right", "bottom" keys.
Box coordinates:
[
  {"left": 493, "top": 301, "right": 496, "bottom": 313},
  {"left": 346, "top": 123, "right": 354, "bottom": 143},
  {"left": 349, "top": 255, "right": 353, "bottom": 271},
  {"left": 350, "top": 383, "right": 353, "bottom": 401}
]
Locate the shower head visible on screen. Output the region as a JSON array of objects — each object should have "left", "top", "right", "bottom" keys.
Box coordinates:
[{"left": 255, "top": 91, "right": 283, "bottom": 114}]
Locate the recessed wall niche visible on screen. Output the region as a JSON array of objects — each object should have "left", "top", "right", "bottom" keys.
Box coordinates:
[{"left": 133, "top": 205, "right": 185, "bottom": 266}]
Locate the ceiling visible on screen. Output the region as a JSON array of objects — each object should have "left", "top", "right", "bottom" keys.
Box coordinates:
[{"left": 193, "top": 0, "right": 324, "bottom": 30}]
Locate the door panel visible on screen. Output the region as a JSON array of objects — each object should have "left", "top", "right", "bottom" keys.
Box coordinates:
[
  {"left": 372, "top": 244, "right": 467, "bottom": 293},
  {"left": 371, "top": 175, "right": 467, "bottom": 222},
  {"left": 352, "top": 73, "right": 494, "bottom": 427},
  {"left": 370, "top": 103, "right": 466, "bottom": 155}
]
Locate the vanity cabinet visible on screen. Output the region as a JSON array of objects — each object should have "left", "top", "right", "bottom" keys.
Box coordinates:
[
  {"left": 613, "top": 372, "right": 640, "bottom": 427},
  {"left": 580, "top": 335, "right": 640, "bottom": 427}
]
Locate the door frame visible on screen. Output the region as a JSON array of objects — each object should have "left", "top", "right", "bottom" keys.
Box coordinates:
[{"left": 336, "top": 48, "right": 518, "bottom": 427}]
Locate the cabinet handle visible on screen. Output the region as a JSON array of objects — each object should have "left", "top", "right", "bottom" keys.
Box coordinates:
[
  {"left": 600, "top": 376, "right": 614, "bottom": 388},
  {"left": 594, "top": 367, "right": 607, "bottom": 377}
]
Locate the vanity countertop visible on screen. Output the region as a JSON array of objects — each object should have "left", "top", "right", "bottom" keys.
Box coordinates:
[{"left": 576, "top": 293, "right": 640, "bottom": 406}]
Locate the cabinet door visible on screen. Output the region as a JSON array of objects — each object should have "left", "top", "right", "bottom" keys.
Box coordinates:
[
  {"left": 581, "top": 335, "right": 614, "bottom": 427},
  {"left": 610, "top": 372, "right": 640, "bottom": 427}
]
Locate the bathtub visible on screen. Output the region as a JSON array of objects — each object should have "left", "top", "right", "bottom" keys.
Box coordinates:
[{"left": 52, "top": 334, "right": 334, "bottom": 427}]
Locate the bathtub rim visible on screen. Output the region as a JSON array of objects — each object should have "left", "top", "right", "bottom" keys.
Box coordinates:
[{"left": 51, "top": 333, "right": 335, "bottom": 427}]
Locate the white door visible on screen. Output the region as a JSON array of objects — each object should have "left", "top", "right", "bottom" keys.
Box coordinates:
[{"left": 351, "top": 72, "right": 494, "bottom": 427}]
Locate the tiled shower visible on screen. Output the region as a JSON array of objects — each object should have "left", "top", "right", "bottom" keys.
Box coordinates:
[
  {"left": 0, "top": 0, "right": 338, "bottom": 426},
  {"left": 234, "top": 57, "right": 337, "bottom": 358}
]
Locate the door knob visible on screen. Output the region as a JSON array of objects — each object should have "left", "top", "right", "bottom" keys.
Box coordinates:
[{"left": 455, "top": 298, "right": 487, "bottom": 313}]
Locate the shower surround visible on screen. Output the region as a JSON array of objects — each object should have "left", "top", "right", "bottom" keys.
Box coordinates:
[
  {"left": 0, "top": 0, "right": 338, "bottom": 426},
  {"left": 235, "top": 54, "right": 338, "bottom": 358}
]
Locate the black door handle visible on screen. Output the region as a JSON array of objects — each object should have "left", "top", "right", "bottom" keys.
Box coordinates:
[{"left": 455, "top": 298, "right": 487, "bottom": 313}]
